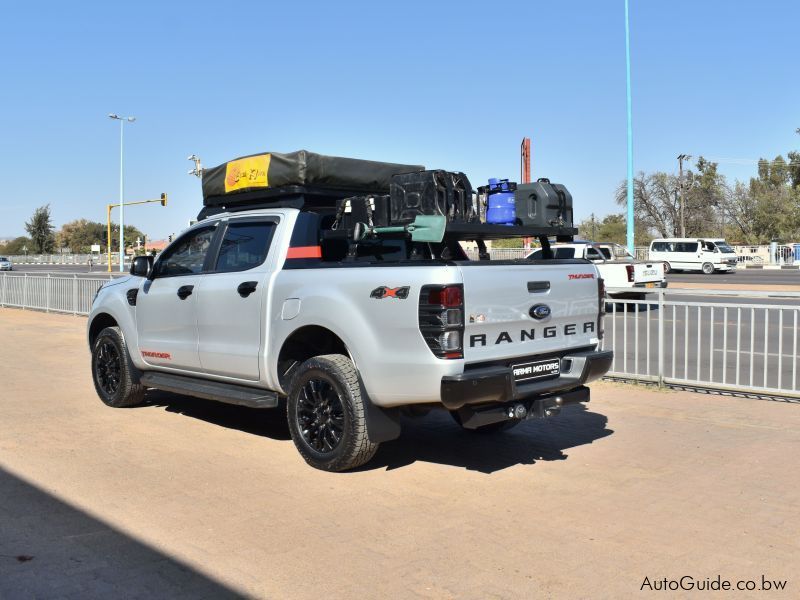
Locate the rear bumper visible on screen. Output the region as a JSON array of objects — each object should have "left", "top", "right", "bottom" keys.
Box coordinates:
[{"left": 440, "top": 349, "right": 613, "bottom": 411}]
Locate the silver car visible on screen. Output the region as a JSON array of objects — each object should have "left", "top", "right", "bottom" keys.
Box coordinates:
[{"left": 0, "top": 257, "right": 12, "bottom": 271}]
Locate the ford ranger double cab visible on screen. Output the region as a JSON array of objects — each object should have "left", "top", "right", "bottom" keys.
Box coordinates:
[
  {"left": 528, "top": 241, "right": 666, "bottom": 300},
  {"left": 88, "top": 151, "right": 612, "bottom": 471}
]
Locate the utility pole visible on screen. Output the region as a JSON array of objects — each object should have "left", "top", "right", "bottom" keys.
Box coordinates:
[
  {"left": 591, "top": 213, "right": 597, "bottom": 240},
  {"left": 677, "top": 154, "right": 691, "bottom": 237}
]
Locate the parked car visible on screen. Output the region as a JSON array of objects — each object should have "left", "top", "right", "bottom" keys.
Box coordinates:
[
  {"left": 0, "top": 257, "right": 13, "bottom": 271},
  {"left": 648, "top": 238, "right": 737, "bottom": 274},
  {"left": 527, "top": 241, "right": 666, "bottom": 300}
]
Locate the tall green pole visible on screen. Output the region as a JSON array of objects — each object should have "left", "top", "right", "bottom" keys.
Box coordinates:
[{"left": 624, "top": 0, "right": 634, "bottom": 253}]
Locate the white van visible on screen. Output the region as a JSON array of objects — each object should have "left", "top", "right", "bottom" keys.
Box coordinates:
[{"left": 648, "top": 238, "right": 737, "bottom": 274}]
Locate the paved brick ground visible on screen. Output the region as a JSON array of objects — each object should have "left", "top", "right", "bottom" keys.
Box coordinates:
[{"left": 1, "top": 309, "right": 798, "bottom": 599}]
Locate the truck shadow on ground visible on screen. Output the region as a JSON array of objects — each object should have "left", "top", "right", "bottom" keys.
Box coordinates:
[
  {"left": 144, "top": 390, "right": 612, "bottom": 474},
  {"left": 143, "top": 390, "right": 292, "bottom": 441},
  {"left": 370, "top": 404, "right": 613, "bottom": 473},
  {"left": 0, "top": 467, "right": 243, "bottom": 599}
]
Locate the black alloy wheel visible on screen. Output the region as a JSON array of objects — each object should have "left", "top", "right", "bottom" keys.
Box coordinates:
[
  {"left": 95, "top": 340, "right": 122, "bottom": 396},
  {"left": 286, "top": 354, "right": 379, "bottom": 471},
  {"left": 90, "top": 325, "right": 145, "bottom": 408},
  {"left": 296, "top": 378, "right": 345, "bottom": 453}
]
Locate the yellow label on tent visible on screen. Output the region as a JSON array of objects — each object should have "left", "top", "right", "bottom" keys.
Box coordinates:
[{"left": 224, "top": 154, "right": 270, "bottom": 192}]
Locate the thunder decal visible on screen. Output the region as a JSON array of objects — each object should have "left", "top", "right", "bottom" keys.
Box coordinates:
[
  {"left": 370, "top": 286, "right": 410, "bottom": 300},
  {"left": 568, "top": 273, "right": 595, "bottom": 280},
  {"left": 141, "top": 350, "right": 172, "bottom": 360}
]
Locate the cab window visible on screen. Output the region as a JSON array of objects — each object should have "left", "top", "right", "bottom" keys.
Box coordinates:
[
  {"left": 585, "top": 247, "right": 604, "bottom": 261},
  {"left": 155, "top": 226, "right": 217, "bottom": 277}
]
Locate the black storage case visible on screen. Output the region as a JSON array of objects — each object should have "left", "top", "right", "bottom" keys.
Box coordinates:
[
  {"left": 513, "top": 179, "right": 574, "bottom": 228},
  {"left": 389, "top": 170, "right": 475, "bottom": 225},
  {"left": 333, "top": 195, "right": 391, "bottom": 230}
]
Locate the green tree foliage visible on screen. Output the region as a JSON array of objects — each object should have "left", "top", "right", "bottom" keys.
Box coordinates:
[
  {"left": 0, "top": 236, "right": 33, "bottom": 255},
  {"left": 578, "top": 213, "right": 652, "bottom": 245},
  {"left": 55, "top": 220, "right": 145, "bottom": 253},
  {"left": 24, "top": 205, "right": 55, "bottom": 253}
]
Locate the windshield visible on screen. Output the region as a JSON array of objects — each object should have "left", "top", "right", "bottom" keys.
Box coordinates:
[
  {"left": 0, "top": 257, "right": 8, "bottom": 261},
  {"left": 716, "top": 243, "right": 735, "bottom": 253}
]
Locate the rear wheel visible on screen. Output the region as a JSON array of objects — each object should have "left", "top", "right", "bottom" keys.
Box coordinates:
[
  {"left": 91, "top": 326, "right": 145, "bottom": 408},
  {"left": 702, "top": 262, "right": 715, "bottom": 275},
  {"left": 287, "top": 354, "right": 378, "bottom": 471},
  {"left": 450, "top": 411, "right": 521, "bottom": 433}
]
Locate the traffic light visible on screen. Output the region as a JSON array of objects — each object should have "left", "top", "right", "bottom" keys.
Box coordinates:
[{"left": 160, "top": 193, "right": 168, "bottom": 207}]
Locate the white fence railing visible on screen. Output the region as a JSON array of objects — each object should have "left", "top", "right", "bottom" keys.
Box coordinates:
[
  {"left": 0, "top": 273, "right": 113, "bottom": 316},
  {"left": 601, "top": 288, "right": 800, "bottom": 398}
]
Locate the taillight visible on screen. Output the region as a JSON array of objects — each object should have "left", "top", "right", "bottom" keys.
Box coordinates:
[
  {"left": 597, "top": 277, "right": 605, "bottom": 340},
  {"left": 419, "top": 284, "right": 464, "bottom": 359},
  {"left": 625, "top": 264, "right": 634, "bottom": 282}
]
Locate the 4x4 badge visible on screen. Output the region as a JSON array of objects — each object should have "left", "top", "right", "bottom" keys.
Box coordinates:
[{"left": 371, "top": 286, "right": 410, "bottom": 300}]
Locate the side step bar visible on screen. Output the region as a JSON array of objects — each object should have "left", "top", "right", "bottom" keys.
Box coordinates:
[{"left": 141, "top": 372, "right": 279, "bottom": 409}]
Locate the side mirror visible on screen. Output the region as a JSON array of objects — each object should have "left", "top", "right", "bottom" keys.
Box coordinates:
[{"left": 130, "top": 255, "right": 154, "bottom": 278}]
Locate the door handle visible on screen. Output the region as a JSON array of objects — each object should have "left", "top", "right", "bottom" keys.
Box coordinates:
[
  {"left": 177, "top": 285, "right": 194, "bottom": 299},
  {"left": 237, "top": 281, "right": 258, "bottom": 297}
]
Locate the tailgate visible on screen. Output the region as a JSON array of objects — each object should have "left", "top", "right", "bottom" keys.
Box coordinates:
[
  {"left": 457, "top": 262, "right": 601, "bottom": 363},
  {"left": 633, "top": 261, "right": 664, "bottom": 283}
]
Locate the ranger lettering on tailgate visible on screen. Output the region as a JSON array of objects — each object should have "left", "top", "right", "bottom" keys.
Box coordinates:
[{"left": 470, "top": 321, "right": 596, "bottom": 347}]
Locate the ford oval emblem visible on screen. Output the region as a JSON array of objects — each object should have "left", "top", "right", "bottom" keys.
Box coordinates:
[{"left": 530, "top": 304, "right": 551, "bottom": 320}]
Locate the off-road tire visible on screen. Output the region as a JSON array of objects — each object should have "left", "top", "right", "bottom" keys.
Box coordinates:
[
  {"left": 91, "top": 326, "right": 145, "bottom": 408},
  {"left": 702, "top": 262, "right": 715, "bottom": 275},
  {"left": 449, "top": 411, "right": 521, "bottom": 433},
  {"left": 287, "top": 354, "right": 378, "bottom": 472}
]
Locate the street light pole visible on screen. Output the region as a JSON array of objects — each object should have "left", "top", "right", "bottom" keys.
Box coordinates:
[
  {"left": 108, "top": 114, "right": 135, "bottom": 272},
  {"left": 624, "top": 0, "right": 635, "bottom": 253},
  {"left": 677, "top": 153, "right": 691, "bottom": 237}
]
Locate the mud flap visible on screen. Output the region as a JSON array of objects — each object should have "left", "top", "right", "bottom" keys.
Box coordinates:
[{"left": 360, "top": 381, "right": 401, "bottom": 443}]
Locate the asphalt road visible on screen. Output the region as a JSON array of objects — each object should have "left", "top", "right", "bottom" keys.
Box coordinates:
[{"left": 4, "top": 264, "right": 124, "bottom": 278}]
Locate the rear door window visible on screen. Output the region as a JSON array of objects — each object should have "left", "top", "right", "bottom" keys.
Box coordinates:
[{"left": 215, "top": 221, "right": 277, "bottom": 273}]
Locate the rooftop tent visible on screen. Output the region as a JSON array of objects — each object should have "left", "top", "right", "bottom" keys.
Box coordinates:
[{"left": 201, "top": 150, "right": 425, "bottom": 207}]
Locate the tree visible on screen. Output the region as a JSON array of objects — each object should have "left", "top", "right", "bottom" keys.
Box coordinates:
[
  {"left": 25, "top": 205, "right": 55, "bottom": 253},
  {"left": 55, "top": 220, "right": 146, "bottom": 253},
  {"left": 578, "top": 213, "right": 652, "bottom": 245},
  {"left": 0, "top": 236, "right": 33, "bottom": 255}
]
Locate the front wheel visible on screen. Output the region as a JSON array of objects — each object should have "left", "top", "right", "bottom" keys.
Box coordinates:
[
  {"left": 663, "top": 262, "right": 672, "bottom": 274},
  {"left": 287, "top": 354, "right": 378, "bottom": 471},
  {"left": 702, "top": 262, "right": 715, "bottom": 275},
  {"left": 91, "top": 326, "right": 145, "bottom": 407}
]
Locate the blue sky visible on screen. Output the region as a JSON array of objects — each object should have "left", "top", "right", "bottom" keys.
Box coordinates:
[{"left": 1, "top": 0, "right": 798, "bottom": 240}]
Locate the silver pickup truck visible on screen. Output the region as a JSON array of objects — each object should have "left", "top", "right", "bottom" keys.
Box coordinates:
[{"left": 88, "top": 207, "right": 612, "bottom": 471}]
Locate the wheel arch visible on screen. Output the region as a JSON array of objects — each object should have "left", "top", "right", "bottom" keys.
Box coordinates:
[
  {"left": 88, "top": 312, "right": 119, "bottom": 347},
  {"left": 276, "top": 325, "right": 352, "bottom": 392}
]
